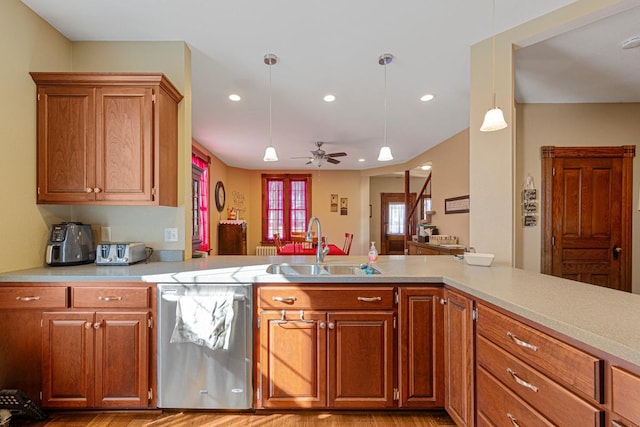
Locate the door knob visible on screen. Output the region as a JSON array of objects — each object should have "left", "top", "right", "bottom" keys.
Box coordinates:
[{"left": 613, "top": 246, "right": 622, "bottom": 260}]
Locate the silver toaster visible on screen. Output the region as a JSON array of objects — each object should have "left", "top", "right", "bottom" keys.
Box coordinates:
[{"left": 96, "top": 242, "right": 147, "bottom": 266}]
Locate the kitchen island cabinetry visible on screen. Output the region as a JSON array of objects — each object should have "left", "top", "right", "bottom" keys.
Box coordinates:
[
  {"left": 30, "top": 72, "right": 182, "bottom": 206},
  {"left": 398, "top": 287, "right": 444, "bottom": 408},
  {"left": 442, "top": 289, "right": 475, "bottom": 427},
  {"left": 41, "top": 283, "right": 154, "bottom": 409},
  {"left": 256, "top": 285, "right": 395, "bottom": 409},
  {"left": 408, "top": 241, "right": 464, "bottom": 255}
]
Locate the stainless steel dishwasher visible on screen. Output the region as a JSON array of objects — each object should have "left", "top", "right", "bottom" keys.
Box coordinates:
[{"left": 157, "top": 283, "right": 252, "bottom": 409}]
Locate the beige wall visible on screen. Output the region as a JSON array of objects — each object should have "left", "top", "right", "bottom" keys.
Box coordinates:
[
  {"left": 223, "top": 169, "right": 367, "bottom": 256},
  {"left": 64, "top": 41, "right": 192, "bottom": 257},
  {"left": 0, "top": 0, "right": 72, "bottom": 273},
  {"left": 515, "top": 103, "right": 640, "bottom": 292},
  {"left": 366, "top": 129, "right": 470, "bottom": 251},
  {"left": 469, "top": 0, "right": 632, "bottom": 265}
]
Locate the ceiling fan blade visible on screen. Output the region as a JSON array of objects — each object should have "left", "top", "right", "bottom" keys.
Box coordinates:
[
  {"left": 305, "top": 160, "right": 313, "bottom": 165},
  {"left": 326, "top": 152, "right": 347, "bottom": 157},
  {"left": 326, "top": 157, "right": 340, "bottom": 164}
]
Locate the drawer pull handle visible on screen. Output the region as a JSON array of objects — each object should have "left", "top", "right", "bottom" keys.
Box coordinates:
[
  {"left": 506, "top": 413, "right": 520, "bottom": 427},
  {"left": 357, "top": 296, "right": 382, "bottom": 302},
  {"left": 16, "top": 296, "right": 41, "bottom": 302},
  {"left": 99, "top": 296, "right": 122, "bottom": 302},
  {"left": 272, "top": 296, "right": 297, "bottom": 303},
  {"left": 507, "top": 368, "right": 539, "bottom": 392},
  {"left": 612, "top": 421, "right": 628, "bottom": 427},
  {"left": 507, "top": 331, "right": 538, "bottom": 351}
]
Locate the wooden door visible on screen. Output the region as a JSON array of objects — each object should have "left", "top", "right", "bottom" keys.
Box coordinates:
[
  {"left": 36, "top": 86, "right": 96, "bottom": 203},
  {"left": 380, "top": 193, "right": 416, "bottom": 254},
  {"left": 95, "top": 312, "right": 149, "bottom": 408},
  {"left": 541, "top": 146, "right": 635, "bottom": 292},
  {"left": 95, "top": 87, "right": 153, "bottom": 203},
  {"left": 328, "top": 311, "right": 395, "bottom": 409},
  {"left": 42, "top": 311, "right": 94, "bottom": 408},
  {"left": 398, "top": 287, "right": 444, "bottom": 408},
  {"left": 259, "top": 311, "right": 327, "bottom": 408},
  {"left": 443, "top": 289, "right": 474, "bottom": 427}
]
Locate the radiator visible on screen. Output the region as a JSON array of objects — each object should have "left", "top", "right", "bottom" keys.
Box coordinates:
[{"left": 256, "top": 246, "right": 278, "bottom": 256}]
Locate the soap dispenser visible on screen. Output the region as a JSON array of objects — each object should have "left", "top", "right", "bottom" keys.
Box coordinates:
[{"left": 368, "top": 241, "right": 379, "bottom": 263}]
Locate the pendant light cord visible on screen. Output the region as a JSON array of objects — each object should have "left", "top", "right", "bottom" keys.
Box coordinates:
[
  {"left": 383, "top": 59, "right": 388, "bottom": 145},
  {"left": 269, "top": 59, "right": 273, "bottom": 146},
  {"left": 491, "top": 0, "right": 496, "bottom": 107}
]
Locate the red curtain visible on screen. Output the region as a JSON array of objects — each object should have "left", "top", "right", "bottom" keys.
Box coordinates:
[{"left": 192, "top": 154, "right": 209, "bottom": 251}]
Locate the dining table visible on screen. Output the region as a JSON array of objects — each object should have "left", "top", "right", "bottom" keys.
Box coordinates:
[{"left": 278, "top": 243, "right": 346, "bottom": 256}]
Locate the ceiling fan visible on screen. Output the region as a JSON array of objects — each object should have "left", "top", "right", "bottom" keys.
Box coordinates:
[{"left": 292, "top": 141, "right": 347, "bottom": 166}]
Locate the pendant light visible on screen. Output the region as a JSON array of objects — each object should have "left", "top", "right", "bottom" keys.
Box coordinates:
[
  {"left": 480, "top": 0, "right": 508, "bottom": 132},
  {"left": 263, "top": 53, "right": 279, "bottom": 161},
  {"left": 377, "top": 53, "right": 394, "bottom": 161}
]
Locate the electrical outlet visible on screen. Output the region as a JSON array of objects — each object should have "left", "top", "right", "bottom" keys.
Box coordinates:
[
  {"left": 101, "top": 226, "right": 112, "bottom": 242},
  {"left": 164, "top": 228, "right": 179, "bottom": 242}
]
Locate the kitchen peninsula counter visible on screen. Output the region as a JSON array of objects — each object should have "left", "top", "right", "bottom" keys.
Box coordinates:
[{"left": 2, "top": 255, "right": 640, "bottom": 367}]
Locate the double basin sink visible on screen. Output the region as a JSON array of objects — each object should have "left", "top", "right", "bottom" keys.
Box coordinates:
[{"left": 266, "top": 263, "right": 381, "bottom": 276}]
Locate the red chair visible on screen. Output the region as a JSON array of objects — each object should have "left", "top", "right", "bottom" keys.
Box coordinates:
[
  {"left": 342, "top": 233, "right": 354, "bottom": 255},
  {"left": 273, "top": 233, "right": 283, "bottom": 254}
]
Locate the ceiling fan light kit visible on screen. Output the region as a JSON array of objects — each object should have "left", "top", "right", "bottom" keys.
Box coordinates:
[
  {"left": 378, "top": 53, "right": 394, "bottom": 161},
  {"left": 292, "top": 141, "right": 347, "bottom": 167},
  {"left": 480, "top": 0, "right": 508, "bottom": 133},
  {"left": 263, "top": 53, "right": 279, "bottom": 162}
]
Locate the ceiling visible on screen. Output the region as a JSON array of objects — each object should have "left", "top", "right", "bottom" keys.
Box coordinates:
[{"left": 21, "top": 0, "right": 638, "bottom": 171}]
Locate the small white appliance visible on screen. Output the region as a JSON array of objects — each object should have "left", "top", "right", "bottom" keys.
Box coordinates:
[{"left": 96, "top": 242, "right": 147, "bottom": 265}]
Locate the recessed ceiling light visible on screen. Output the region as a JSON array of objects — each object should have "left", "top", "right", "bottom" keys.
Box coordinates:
[
  {"left": 323, "top": 94, "right": 336, "bottom": 102},
  {"left": 621, "top": 35, "right": 640, "bottom": 49},
  {"left": 420, "top": 94, "right": 435, "bottom": 102},
  {"left": 228, "top": 94, "right": 241, "bottom": 101},
  {"left": 358, "top": 158, "right": 365, "bottom": 162},
  {"left": 421, "top": 164, "right": 432, "bottom": 170}
]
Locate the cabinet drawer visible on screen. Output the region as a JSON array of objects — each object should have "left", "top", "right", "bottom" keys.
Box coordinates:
[
  {"left": 611, "top": 366, "right": 640, "bottom": 425},
  {"left": 0, "top": 286, "right": 68, "bottom": 309},
  {"left": 477, "top": 335, "right": 604, "bottom": 427},
  {"left": 259, "top": 286, "right": 394, "bottom": 310},
  {"left": 477, "top": 304, "right": 603, "bottom": 401},
  {"left": 477, "top": 365, "right": 554, "bottom": 427},
  {"left": 72, "top": 287, "right": 150, "bottom": 308}
]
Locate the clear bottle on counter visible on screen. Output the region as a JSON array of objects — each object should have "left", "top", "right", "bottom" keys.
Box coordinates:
[{"left": 368, "top": 241, "right": 378, "bottom": 263}]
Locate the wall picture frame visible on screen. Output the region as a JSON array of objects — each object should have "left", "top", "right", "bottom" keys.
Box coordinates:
[{"left": 445, "top": 195, "right": 470, "bottom": 214}]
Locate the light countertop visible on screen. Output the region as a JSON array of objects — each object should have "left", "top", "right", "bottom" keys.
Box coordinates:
[{"left": 2, "top": 255, "right": 639, "bottom": 367}]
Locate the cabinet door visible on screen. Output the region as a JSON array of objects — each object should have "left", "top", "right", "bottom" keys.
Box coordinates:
[
  {"left": 398, "top": 287, "right": 444, "bottom": 408},
  {"left": 444, "top": 289, "right": 475, "bottom": 427},
  {"left": 42, "top": 311, "right": 95, "bottom": 408},
  {"left": 36, "top": 86, "right": 96, "bottom": 203},
  {"left": 259, "top": 311, "right": 327, "bottom": 408},
  {"left": 95, "top": 87, "right": 153, "bottom": 203},
  {"left": 328, "top": 311, "right": 395, "bottom": 409},
  {"left": 95, "top": 312, "right": 149, "bottom": 408}
]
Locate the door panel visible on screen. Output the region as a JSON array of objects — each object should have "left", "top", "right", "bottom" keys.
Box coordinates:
[
  {"left": 259, "top": 311, "right": 327, "bottom": 408},
  {"left": 542, "top": 146, "right": 634, "bottom": 292},
  {"left": 380, "top": 193, "right": 416, "bottom": 255}
]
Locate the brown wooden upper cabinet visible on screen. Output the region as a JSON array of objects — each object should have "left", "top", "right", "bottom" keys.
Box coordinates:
[{"left": 30, "top": 72, "right": 183, "bottom": 206}]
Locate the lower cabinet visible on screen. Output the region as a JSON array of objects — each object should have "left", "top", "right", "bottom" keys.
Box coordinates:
[
  {"left": 40, "top": 284, "right": 153, "bottom": 409},
  {"left": 443, "top": 288, "right": 475, "bottom": 427},
  {"left": 256, "top": 285, "right": 443, "bottom": 410}
]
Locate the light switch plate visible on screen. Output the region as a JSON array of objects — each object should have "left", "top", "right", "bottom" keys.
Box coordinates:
[{"left": 164, "top": 228, "right": 179, "bottom": 242}]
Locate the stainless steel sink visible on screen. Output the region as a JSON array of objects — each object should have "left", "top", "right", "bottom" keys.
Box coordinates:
[{"left": 266, "top": 263, "right": 380, "bottom": 276}]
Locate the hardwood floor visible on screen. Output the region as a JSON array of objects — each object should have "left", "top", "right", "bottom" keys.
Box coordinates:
[{"left": 10, "top": 410, "right": 456, "bottom": 427}]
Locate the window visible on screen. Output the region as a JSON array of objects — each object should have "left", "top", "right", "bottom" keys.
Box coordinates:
[
  {"left": 421, "top": 195, "right": 432, "bottom": 219},
  {"left": 192, "top": 147, "right": 210, "bottom": 252},
  {"left": 387, "top": 202, "right": 406, "bottom": 235},
  {"left": 262, "top": 174, "right": 312, "bottom": 241}
]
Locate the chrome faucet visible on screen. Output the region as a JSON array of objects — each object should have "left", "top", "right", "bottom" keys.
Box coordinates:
[{"left": 306, "top": 216, "right": 329, "bottom": 264}]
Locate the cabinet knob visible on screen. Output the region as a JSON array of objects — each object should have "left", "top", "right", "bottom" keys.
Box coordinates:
[
  {"left": 93, "top": 322, "right": 101, "bottom": 329},
  {"left": 85, "top": 187, "right": 93, "bottom": 193},
  {"left": 440, "top": 298, "right": 447, "bottom": 305},
  {"left": 85, "top": 322, "right": 92, "bottom": 329},
  {"left": 327, "top": 322, "right": 335, "bottom": 330},
  {"left": 319, "top": 322, "right": 326, "bottom": 329},
  {"left": 94, "top": 187, "right": 102, "bottom": 193}
]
